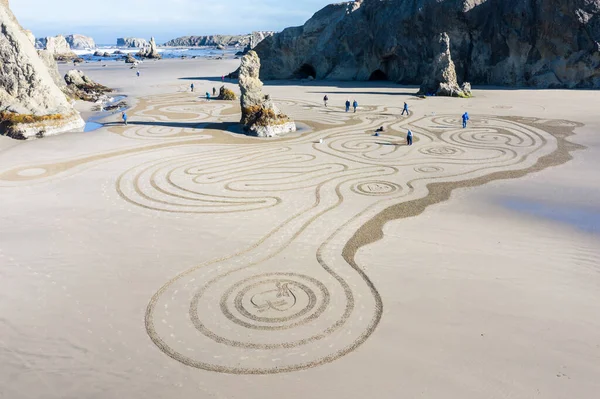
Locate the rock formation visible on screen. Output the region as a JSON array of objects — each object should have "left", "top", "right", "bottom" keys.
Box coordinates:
[
  {"left": 23, "top": 29, "right": 35, "bottom": 45},
  {"left": 164, "top": 32, "right": 275, "bottom": 48},
  {"left": 63, "top": 70, "right": 113, "bottom": 102},
  {"left": 255, "top": 0, "right": 600, "bottom": 89},
  {"left": 43, "top": 34, "right": 77, "bottom": 61},
  {"left": 419, "top": 33, "right": 471, "bottom": 97},
  {"left": 117, "top": 37, "right": 148, "bottom": 48},
  {"left": 249, "top": 31, "right": 275, "bottom": 49},
  {"left": 137, "top": 37, "right": 161, "bottom": 59},
  {"left": 65, "top": 34, "right": 96, "bottom": 50},
  {"left": 125, "top": 54, "right": 138, "bottom": 64},
  {"left": 238, "top": 51, "right": 295, "bottom": 137},
  {"left": 217, "top": 86, "right": 237, "bottom": 100},
  {"left": 0, "top": 0, "right": 84, "bottom": 139},
  {"left": 37, "top": 49, "right": 65, "bottom": 88}
]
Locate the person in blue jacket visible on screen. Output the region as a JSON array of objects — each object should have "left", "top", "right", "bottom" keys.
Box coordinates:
[
  {"left": 345, "top": 99, "right": 351, "bottom": 112},
  {"left": 352, "top": 99, "right": 358, "bottom": 113},
  {"left": 462, "top": 112, "right": 470, "bottom": 128},
  {"left": 406, "top": 129, "right": 413, "bottom": 146},
  {"left": 121, "top": 111, "right": 128, "bottom": 125},
  {"left": 401, "top": 102, "right": 409, "bottom": 116}
]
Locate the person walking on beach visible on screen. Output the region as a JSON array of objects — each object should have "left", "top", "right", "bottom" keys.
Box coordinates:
[
  {"left": 323, "top": 95, "right": 329, "bottom": 107},
  {"left": 401, "top": 102, "right": 409, "bottom": 116},
  {"left": 136, "top": 70, "right": 140, "bottom": 78},
  {"left": 190, "top": 83, "right": 195, "bottom": 92},
  {"left": 406, "top": 129, "right": 413, "bottom": 146},
  {"left": 353, "top": 99, "right": 358, "bottom": 113},
  {"left": 121, "top": 111, "right": 128, "bottom": 126},
  {"left": 213, "top": 87, "right": 217, "bottom": 97},
  {"left": 345, "top": 99, "right": 351, "bottom": 112},
  {"left": 462, "top": 112, "right": 469, "bottom": 128},
  {"left": 206, "top": 92, "right": 211, "bottom": 101}
]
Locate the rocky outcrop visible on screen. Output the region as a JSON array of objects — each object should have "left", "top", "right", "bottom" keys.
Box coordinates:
[
  {"left": 65, "top": 34, "right": 96, "bottom": 49},
  {"left": 117, "top": 37, "right": 148, "bottom": 48},
  {"left": 125, "top": 54, "right": 138, "bottom": 64},
  {"left": 137, "top": 37, "right": 161, "bottom": 59},
  {"left": 249, "top": 31, "right": 275, "bottom": 49},
  {"left": 43, "top": 34, "right": 77, "bottom": 61},
  {"left": 164, "top": 31, "right": 275, "bottom": 48},
  {"left": 35, "top": 37, "right": 45, "bottom": 49},
  {"left": 217, "top": 85, "right": 237, "bottom": 100},
  {"left": 37, "top": 49, "right": 65, "bottom": 88},
  {"left": 239, "top": 51, "right": 295, "bottom": 137},
  {"left": 256, "top": 0, "right": 600, "bottom": 89},
  {"left": 419, "top": 33, "right": 471, "bottom": 97},
  {"left": 64, "top": 70, "right": 112, "bottom": 102},
  {"left": 0, "top": 0, "right": 84, "bottom": 139}
]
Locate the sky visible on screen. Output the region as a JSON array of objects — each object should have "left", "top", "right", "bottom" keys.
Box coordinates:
[{"left": 11, "top": 0, "right": 335, "bottom": 45}]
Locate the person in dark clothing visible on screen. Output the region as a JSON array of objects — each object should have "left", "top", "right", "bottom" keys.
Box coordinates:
[
  {"left": 406, "top": 129, "right": 413, "bottom": 146},
  {"left": 345, "top": 99, "right": 351, "bottom": 112},
  {"left": 190, "top": 83, "right": 195, "bottom": 92},
  {"left": 352, "top": 99, "right": 358, "bottom": 113},
  {"left": 401, "top": 102, "right": 409, "bottom": 116},
  {"left": 213, "top": 87, "right": 217, "bottom": 96},
  {"left": 324, "top": 95, "right": 329, "bottom": 107}
]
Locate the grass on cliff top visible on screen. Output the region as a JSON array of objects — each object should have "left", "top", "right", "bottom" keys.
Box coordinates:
[
  {"left": 0, "top": 112, "right": 65, "bottom": 139},
  {"left": 0, "top": 112, "right": 64, "bottom": 125}
]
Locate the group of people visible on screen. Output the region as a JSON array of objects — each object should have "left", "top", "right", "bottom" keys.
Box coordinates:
[
  {"left": 189, "top": 84, "right": 220, "bottom": 101},
  {"left": 118, "top": 84, "right": 471, "bottom": 146},
  {"left": 319, "top": 96, "right": 471, "bottom": 146}
]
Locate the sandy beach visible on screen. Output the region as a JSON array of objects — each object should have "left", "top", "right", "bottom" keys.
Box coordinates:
[{"left": 0, "top": 57, "right": 599, "bottom": 398}]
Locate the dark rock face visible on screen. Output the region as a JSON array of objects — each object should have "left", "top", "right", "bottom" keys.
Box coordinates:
[{"left": 256, "top": 0, "right": 600, "bottom": 88}]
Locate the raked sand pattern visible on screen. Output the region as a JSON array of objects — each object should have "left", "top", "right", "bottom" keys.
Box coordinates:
[{"left": 0, "top": 91, "right": 582, "bottom": 375}]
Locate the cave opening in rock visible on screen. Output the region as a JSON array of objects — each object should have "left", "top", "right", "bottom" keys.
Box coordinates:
[
  {"left": 295, "top": 64, "right": 317, "bottom": 79},
  {"left": 369, "top": 69, "right": 388, "bottom": 81}
]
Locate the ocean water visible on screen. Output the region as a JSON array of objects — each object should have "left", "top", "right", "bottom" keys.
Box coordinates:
[{"left": 73, "top": 46, "right": 240, "bottom": 61}]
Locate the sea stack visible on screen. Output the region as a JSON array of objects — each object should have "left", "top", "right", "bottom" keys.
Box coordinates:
[
  {"left": 65, "top": 34, "right": 96, "bottom": 50},
  {"left": 43, "top": 34, "right": 78, "bottom": 61},
  {"left": 238, "top": 51, "right": 296, "bottom": 137},
  {"left": 117, "top": 37, "right": 148, "bottom": 48},
  {"left": 137, "top": 37, "right": 161, "bottom": 59},
  {"left": 0, "top": 0, "right": 85, "bottom": 139},
  {"left": 418, "top": 33, "right": 471, "bottom": 97}
]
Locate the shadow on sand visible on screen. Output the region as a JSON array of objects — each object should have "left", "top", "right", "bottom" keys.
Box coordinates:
[
  {"left": 179, "top": 76, "right": 233, "bottom": 83},
  {"left": 103, "top": 121, "right": 237, "bottom": 130}
]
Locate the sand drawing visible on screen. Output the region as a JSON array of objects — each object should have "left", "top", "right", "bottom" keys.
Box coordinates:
[{"left": 0, "top": 92, "right": 582, "bottom": 374}]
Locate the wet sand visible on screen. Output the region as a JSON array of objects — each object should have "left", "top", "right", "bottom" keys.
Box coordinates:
[{"left": 0, "top": 57, "right": 599, "bottom": 398}]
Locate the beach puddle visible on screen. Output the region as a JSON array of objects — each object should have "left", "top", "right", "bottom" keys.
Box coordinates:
[
  {"left": 84, "top": 95, "right": 128, "bottom": 132},
  {"left": 84, "top": 121, "right": 103, "bottom": 132}
]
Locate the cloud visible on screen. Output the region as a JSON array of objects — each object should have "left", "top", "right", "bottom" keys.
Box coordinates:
[{"left": 11, "top": 0, "right": 334, "bottom": 43}]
